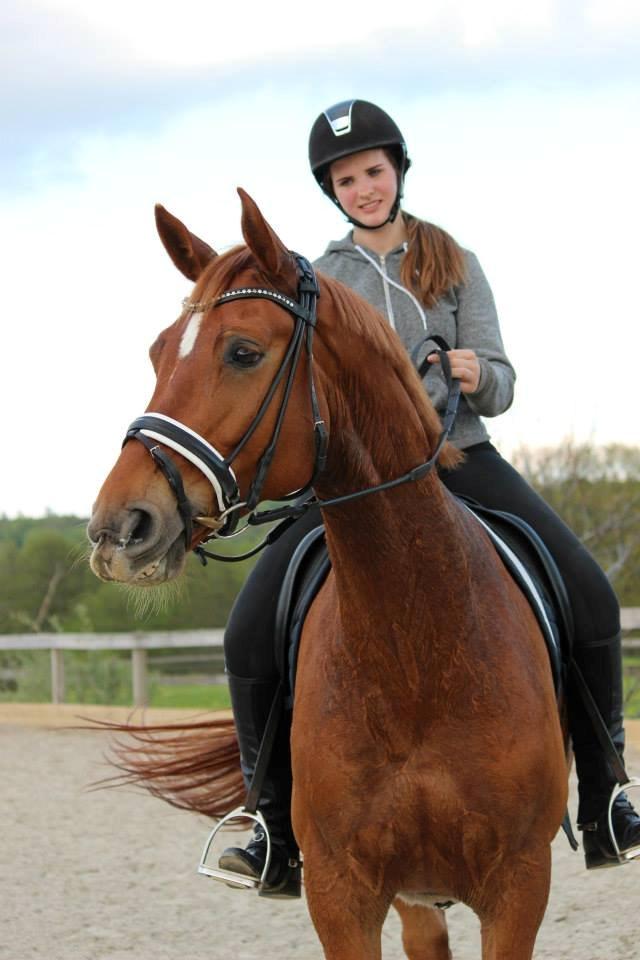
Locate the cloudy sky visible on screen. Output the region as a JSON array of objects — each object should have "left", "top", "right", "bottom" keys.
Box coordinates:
[{"left": 2, "top": 0, "right": 639, "bottom": 517}]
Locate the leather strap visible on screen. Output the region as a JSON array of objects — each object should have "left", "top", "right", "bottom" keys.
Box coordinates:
[
  {"left": 134, "top": 433, "right": 194, "bottom": 548},
  {"left": 127, "top": 414, "right": 240, "bottom": 505},
  {"left": 570, "top": 657, "right": 629, "bottom": 786},
  {"left": 243, "top": 681, "right": 285, "bottom": 815},
  {"left": 247, "top": 338, "right": 461, "bottom": 526}
]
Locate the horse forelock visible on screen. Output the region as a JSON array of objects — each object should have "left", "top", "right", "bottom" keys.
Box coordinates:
[
  {"left": 189, "top": 242, "right": 299, "bottom": 305},
  {"left": 190, "top": 244, "right": 258, "bottom": 303}
]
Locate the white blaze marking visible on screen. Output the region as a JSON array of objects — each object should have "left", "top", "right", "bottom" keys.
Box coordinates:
[{"left": 179, "top": 313, "right": 202, "bottom": 358}]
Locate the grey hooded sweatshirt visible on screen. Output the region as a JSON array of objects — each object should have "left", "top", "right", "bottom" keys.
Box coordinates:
[{"left": 313, "top": 234, "right": 516, "bottom": 450}]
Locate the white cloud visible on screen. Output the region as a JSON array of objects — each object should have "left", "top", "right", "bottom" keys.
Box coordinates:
[
  {"left": 586, "top": 0, "right": 640, "bottom": 31},
  {"left": 2, "top": 4, "right": 640, "bottom": 515},
  {"left": 26, "top": 0, "right": 565, "bottom": 69},
  {"left": 401, "top": 85, "right": 640, "bottom": 453},
  {"left": 456, "top": 0, "right": 553, "bottom": 48}
]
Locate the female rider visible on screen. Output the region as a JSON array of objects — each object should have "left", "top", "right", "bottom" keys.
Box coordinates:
[{"left": 220, "top": 99, "right": 640, "bottom": 896}]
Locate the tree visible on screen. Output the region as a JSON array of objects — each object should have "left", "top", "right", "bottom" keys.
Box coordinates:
[
  {"left": 1, "top": 529, "right": 93, "bottom": 633},
  {"left": 511, "top": 442, "right": 640, "bottom": 605},
  {"left": 0, "top": 513, "right": 264, "bottom": 633}
]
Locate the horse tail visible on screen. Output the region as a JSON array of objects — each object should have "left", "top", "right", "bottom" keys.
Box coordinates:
[{"left": 90, "top": 715, "right": 244, "bottom": 818}]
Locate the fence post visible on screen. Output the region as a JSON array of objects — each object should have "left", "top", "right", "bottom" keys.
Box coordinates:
[
  {"left": 50, "top": 648, "right": 65, "bottom": 703},
  {"left": 132, "top": 648, "right": 148, "bottom": 707}
]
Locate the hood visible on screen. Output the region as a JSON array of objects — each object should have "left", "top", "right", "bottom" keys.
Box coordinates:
[{"left": 321, "top": 233, "right": 407, "bottom": 261}]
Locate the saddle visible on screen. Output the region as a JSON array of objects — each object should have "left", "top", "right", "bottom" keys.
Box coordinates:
[
  {"left": 274, "top": 524, "right": 331, "bottom": 709},
  {"left": 274, "top": 496, "right": 574, "bottom": 707}
]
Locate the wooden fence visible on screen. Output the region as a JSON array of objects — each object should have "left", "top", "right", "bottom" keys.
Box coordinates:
[
  {"left": 1, "top": 610, "right": 639, "bottom": 708},
  {"left": 0, "top": 629, "right": 223, "bottom": 707}
]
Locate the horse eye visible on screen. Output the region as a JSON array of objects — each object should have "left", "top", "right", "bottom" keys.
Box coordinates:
[{"left": 226, "top": 343, "right": 264, "bottom": 368}]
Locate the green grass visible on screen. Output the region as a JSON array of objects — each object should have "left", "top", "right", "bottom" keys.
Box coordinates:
[
  {"left": 2, "top": 655, "right": 638, "bottom": 717},
  {"left": 0, "top": 650, "right": 137, "bottom": 706},
  {"left": 155, "top": 669, "right": 639, "bottom": 718},
  {"left": 0, "top": 653, "right": 232, "bottom": 710},
  {"left": 149, "top": 683, "right": 231, "bottom": 710}
]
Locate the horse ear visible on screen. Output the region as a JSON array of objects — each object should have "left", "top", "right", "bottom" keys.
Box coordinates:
[
  {"left": 155, "top": 204, "right": 217, "bottom": 282},
  {"left": 237, "top": 188, "right": 297, "bottom": 288}
]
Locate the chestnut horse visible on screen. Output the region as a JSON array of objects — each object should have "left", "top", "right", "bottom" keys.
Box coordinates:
[{"left": 88, "top": 190, "right": 567, "bottom": 959}]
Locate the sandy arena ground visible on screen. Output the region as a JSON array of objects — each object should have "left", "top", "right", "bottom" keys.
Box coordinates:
[{"left": 1, "top": 706, "right": 639, "bottom": 960}]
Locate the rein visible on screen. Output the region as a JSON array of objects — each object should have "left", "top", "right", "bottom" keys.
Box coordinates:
[
  {"left": 244, "top": 334, "right": 461, "bottom": 528},
  {"left": 124, "top": 258, "right": 460, "bottom": 563}
]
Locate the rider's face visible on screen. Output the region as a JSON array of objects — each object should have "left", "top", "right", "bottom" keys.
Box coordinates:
[{"left": 330, "top": 149, "right": 398, "bottom": 227}]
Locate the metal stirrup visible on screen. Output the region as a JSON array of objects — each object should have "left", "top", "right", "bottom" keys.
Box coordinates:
[
  {"left": 197, "top": 808, "right": 273, "bottom": 889},
  {"left": 197, "top": 682, "right": 285, "bottom": 890},
  {"left": 607, "top": 778, "right": 640, "bottom": 863}
]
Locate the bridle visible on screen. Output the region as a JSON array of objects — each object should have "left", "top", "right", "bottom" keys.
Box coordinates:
[
  {"left": 125, "top": 255, "right": 327, "bottom": 553},
  {"left": 124, "top": 255, "right": 460, "bottom": 563}
]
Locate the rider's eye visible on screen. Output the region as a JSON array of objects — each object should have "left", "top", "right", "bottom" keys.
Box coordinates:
[{"left": 226, "top": 343, "right": 264, "bottom": 369}]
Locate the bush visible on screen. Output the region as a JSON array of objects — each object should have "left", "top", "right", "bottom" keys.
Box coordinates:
[{"left": 0, "top": 650, "right": 158, "bottom": 706}]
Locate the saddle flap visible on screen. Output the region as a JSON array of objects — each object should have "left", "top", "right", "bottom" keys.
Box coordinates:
[{"left": 273, "top": 525, "right": 330, "bottom": 707}]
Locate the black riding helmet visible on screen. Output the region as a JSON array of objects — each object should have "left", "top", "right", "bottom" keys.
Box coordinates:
[{"left": 308, "top": 99, "right": 411, "bottom": 229}]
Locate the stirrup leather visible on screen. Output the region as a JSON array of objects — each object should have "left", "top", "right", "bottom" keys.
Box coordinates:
[
  {"left": 198, "top": 807, "right": 272, "bottom": 889},
  {"left": 607, "top": 778, "right": 640, "bottom": 863}
]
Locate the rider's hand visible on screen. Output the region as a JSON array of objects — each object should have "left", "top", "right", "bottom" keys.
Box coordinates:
[{"left": 428, "top": 349, "right": 481, "bottom": 394}]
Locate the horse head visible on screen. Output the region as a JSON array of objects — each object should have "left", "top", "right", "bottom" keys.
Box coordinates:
[{"left": 88, "top": 191, "right": 321, "bottom": 585}]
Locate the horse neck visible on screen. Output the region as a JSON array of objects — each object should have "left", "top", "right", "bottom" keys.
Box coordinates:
[
  {"left": 313, "top": 309, "right": 470, "bottom": 652},
  {"left": 315, "top": 465, "right": 474, "bottom": 729},
  {"left": 318, "top": 476, "right": 467, "bottom": 631}
]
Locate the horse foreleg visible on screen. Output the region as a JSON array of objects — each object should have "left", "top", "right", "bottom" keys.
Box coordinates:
[
  {"left": 303, "top": 856, "right": 390, "bottom": 959},
  {"left": 478, "top": 847, "right": 551, "bottom": 960},
  {"left": 392, "top": 899, "right": 451, "bottom": 960}
]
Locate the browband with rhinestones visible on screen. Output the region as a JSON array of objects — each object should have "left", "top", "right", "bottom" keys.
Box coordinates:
[{"left": 182, "top": 288, "right": 312, "bottom": 323}]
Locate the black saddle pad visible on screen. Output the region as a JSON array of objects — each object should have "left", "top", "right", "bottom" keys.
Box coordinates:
[{"left": 274, "top": 498, "right": 574, "bottom": 706}]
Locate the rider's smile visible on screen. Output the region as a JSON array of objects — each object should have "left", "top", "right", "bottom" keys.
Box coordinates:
[{"left": 331, "top": 148, "right": 398, "bottom": 227}]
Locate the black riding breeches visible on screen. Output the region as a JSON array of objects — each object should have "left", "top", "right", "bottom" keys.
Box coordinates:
[
  {"left": 224, "top": 505, "right": 323, "bottom": 679},
  {"left": 224, "top": 442, "right": 620, "bottom": 682},
  {"left": 438, "top": 442, "right": 620, "bottom": 647}
]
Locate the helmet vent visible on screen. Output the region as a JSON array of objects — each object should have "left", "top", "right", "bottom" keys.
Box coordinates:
[{"left": 324, "top": 99, "right": 355, "bottom": 137}]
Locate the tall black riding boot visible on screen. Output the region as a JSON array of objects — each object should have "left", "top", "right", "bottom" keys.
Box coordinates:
[
  {"left": 570, "top": 632, "right": 640, "bottom": 869},
  {"left": 218, "top": 673, "right": 301, "bottom": 898}
]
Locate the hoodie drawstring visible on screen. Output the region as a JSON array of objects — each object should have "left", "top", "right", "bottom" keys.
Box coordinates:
[{"left": 354, "top": 244, "right": 428, "bottom": 334}]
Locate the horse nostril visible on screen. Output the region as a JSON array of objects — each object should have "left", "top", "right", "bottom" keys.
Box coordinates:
[
  {"left": 111, "top": 508, "right": 154, "bottom": 550},
  {"left": 89, "top": 502, "right": 173, "bottom": 557},
  {"left": 124, "top": 509, "right": 153, "bottom": 547}
]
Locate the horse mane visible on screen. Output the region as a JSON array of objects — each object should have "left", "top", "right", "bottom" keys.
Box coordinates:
[
  {"left": 190, "top": 244, "right": 258, "bottom": 302},
  {"left": 314, "top": 272, "right": 461, "bottom": 471},
  {"left": 192, "top": 246, "right": 460, "bottom": 471}
]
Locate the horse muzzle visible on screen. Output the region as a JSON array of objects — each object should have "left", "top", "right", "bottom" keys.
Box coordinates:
[{"left": 87, "top": 501, "right": 187, "bottom": 584}]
